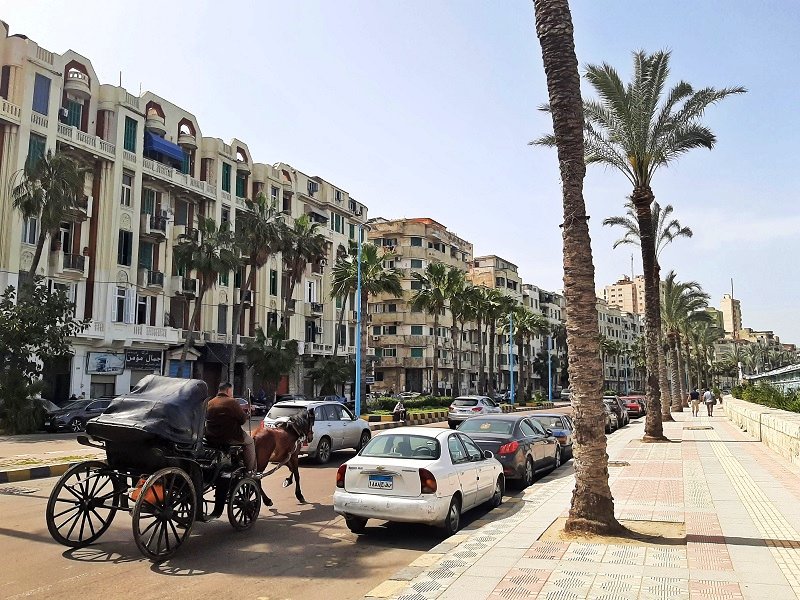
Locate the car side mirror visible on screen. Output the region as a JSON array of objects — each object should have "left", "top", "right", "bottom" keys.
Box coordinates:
[{"left": 483, "top": 450, "right": 494, "bottom": 460}]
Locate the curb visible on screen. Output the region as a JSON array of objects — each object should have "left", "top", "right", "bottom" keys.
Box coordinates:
[{"left": 0, "top": 462, "right": 74, "bottom": 484}]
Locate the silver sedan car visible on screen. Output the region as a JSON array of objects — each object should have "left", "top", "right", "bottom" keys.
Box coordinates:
[
  {"left": 263, "top": 400, "right": 371, "bottom": 464},
  {"left": 447, "top": 395, "right": 503, "bottom": 429}
]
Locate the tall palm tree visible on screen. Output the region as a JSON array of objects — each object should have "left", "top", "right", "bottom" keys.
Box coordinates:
[
  {"left": 743, "top": 343, "right": 763, "bottom": 376},
  {"left": 410, "top": 263, "right": 450, "bottom": 397},
  {"left": 330, "top": 242, "right": 354, "bottom": 359},
  {"left": 467, "top": 286, "right": 490, "bottom": 394},
  {"left": 227, "top": 193, "right": 283, "bottom": 383},
  {"left": 554, "top": 50, "right": 744, "bottom": 441},
  {"left": 279, "top": 214, "right": 327, "bottom": 334},
  {"left": 11, "top": 149, "right": 88, "bottom": 285},
  {"left": 505, "top": 306, "right": 548, "bottom": 402},
  {"left": 532, "top": 0, "right": 619, "bottom": 534},
  {"left": 246, "top": 326, "right": 299, "bottom": 403},
  {"left": 174, "top": 217, "right": 240, "bottom": 377},
  {"left": 484, "top": 289, "right": 515, "bottom": 397},
  {"left": 446, "top": 268, "right": 468, "bottom": 397},
  {"left": 331, "top": 242, "right": 402, "bottom": 404}
]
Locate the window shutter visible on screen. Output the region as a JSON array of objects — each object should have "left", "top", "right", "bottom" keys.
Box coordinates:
[{"left": 124, "top": 288, "right": 137, "bottom": 324}]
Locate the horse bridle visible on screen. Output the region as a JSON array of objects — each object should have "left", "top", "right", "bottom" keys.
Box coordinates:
[{"left": 256, "top": 410, "right": 313, "bottom": 479}]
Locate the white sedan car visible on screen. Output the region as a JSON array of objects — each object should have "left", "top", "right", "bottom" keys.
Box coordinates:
[{"left": 333, "top": 427, "right": 505, "bottom": 536}]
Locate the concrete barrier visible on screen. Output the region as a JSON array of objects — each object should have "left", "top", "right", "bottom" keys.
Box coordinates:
[{"left": 724, "top": 395, "right": 800, "bottom": 466}]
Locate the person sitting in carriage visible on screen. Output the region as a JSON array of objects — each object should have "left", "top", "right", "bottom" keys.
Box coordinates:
[{"left": 204, "top": 382, "right": 257, "bottom": 472}]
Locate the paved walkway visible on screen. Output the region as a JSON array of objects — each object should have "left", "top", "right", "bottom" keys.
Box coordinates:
[{"left": 367, "top": 405, "right": 800, "bottom": 600}]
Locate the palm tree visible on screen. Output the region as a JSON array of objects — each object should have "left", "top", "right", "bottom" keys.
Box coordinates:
[
  {"left": 446, "top": 268, "right": 468, "bottom": 397},
  {"left": 330, "top": 242, "right": 354, "bottom": 359},
  {"left": 331, "top": 242, "right": 402, "bottom": 404},
  {"left": 743, "top": 343, "right": 763, "bottom": 376},
  {"left": 484, "top": 289, "right": 515, "bottom": 397},
  {"left": 557, "top": 50, "right": 744, "bottom": 441},
  {"left": 532, "top": 0, "right": 619, "bottom": 534},
  {"left": 467, "top": 286, "right": 490, "bottom": 394},
  {"left": 505, "top": 306, "right": 548, "bottom": 402},
  {"left": 279, "top": 214, "right": 327, "bottom": 334},
  {"left": 173, "top": 217, "right": 240, "bottom": 377},
  {"left": 410, "top": 263, "right": 451, "bottom": 397},
  {"left": 307, "top": 356, "right": 353, "bottom": 396},
  {"left": 10, "top": 149, "right": 88, "bottom": 286},
  {"left": 246, "top": 326, "right": 299, "bottom": 403},
  {"left": 661, "top": 271, "right": 710, "bottom": 410},
  {"left": 599, "top": 335, "right": 615, "bottom": 391},
  {"left": 227, "top": 193, "right": 283, "bottom": 383}
]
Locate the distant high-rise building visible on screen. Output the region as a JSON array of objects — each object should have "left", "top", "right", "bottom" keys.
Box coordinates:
[
  {"left": 603, "top": 275, "right": 646, "bottom": 315},
  {"left": 720, "top": 294, "right": 742, "bottom": 338}
]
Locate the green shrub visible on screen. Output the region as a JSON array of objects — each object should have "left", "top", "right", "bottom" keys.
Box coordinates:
[
  {"left": 366, "top": 395, "right": 453, "bottom": 412},
  {"left": 735, "top": 383, "right": 800, "bottom": 413}
]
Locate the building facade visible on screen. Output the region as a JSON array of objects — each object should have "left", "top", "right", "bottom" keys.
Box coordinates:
[
  {"left": 720, "top": 293, "right": 742, "bottom": 338},
  {"left": 596, "top": 298, "right": 645, "bottom": 392},
  {"left": 0, "top": 22, "right": 367, "bottom": 400}
]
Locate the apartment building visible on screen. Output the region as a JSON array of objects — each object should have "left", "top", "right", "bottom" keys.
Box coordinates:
[
  {"left": 367, "top": 218, "right": 473, "bottom": 395},
  {"left": 596, "top": 298, "right": 644, "bottom": 392},
  {"left": 603, "top": 275, "right": 645, "bottom": 315},
  {"left": 0, "top": 22, "right": 367, "bottom": 400},
  {"left": 720, "top": 293, "right": 743, "bottom": 339}
]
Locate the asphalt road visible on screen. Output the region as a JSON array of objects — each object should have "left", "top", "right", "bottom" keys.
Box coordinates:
[{"left": 0, "top": 409, "right": 575, "bottom": 600}]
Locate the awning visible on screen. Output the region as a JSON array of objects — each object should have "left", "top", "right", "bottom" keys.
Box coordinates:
[{"left": 144, "top": 131, "right": 186, "bottom": 164}]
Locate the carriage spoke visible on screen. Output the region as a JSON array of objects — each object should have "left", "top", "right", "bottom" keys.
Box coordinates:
[
  {"left": 139, "top": 515, "right": 159, "bottom": 538},
  {"left": 52, "top": 503, "right": 80, "bottom": 519},
  {"left": 167, "top": 519, "right": 181, "bottom": 544}
]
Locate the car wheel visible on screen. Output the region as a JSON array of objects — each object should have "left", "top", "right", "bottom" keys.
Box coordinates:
[
  {"left": 345, "top": 515, "right": 368, "bottom": 534},
  {"left": 443, "top": 496, "right": 461, "bottom": 537},
  {"left": 605, "top": 422, "right": 611, "bottom": 434},
  {"left": 519, "top": 456, "right": 535, "bottom": 489},
  {"left": 357, "top": 430, "right": 371, "bottom": 452},
  {"left": 70, "top": 419, "right": 84, "bottom": 433},
  {"left": 315, "top": 437, "right": 332, "bottom": 464},
  {"left": 566, "top": 444, "right": 574, "bottom": 460},
  {"left": 487, "top": 476, "right": 504, "bottom": 509},
  {"left": 553, "top": 445, "right": 562, "bottom": 470},
  {"left": 448, "top": 421, "right": 457, "bottom": 430}
]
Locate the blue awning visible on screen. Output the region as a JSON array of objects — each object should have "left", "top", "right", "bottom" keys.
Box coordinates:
[{"left": 144, "top": 131, "right": 185, "bottom": 164}]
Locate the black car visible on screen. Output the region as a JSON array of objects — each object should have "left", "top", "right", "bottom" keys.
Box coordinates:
[
  {"left": 44, "top": 398, "right": 112, "bottom": 432},
  {"left": 602, "top": 395, "right": 629, "bottom": 427},
  {"left": 457, "top": 414, "right": 561, "bottom": 489}
]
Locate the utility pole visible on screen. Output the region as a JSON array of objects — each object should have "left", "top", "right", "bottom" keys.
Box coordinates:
[
  {"left": 547, "top": 335, "right": 553, "bottom": 402},
  {"left": 355, "top": 224, "right": 363, "bottom": 416},
  {"left": 509, "top": 313, "right": 514, "bottom": 405}
]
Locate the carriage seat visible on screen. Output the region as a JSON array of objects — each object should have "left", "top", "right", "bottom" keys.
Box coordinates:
[{"left": 202, "top": 438, "right": 246, "bottom": 451}]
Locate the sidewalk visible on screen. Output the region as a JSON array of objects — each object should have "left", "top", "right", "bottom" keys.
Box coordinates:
[{"left": 368, "top": 407, "right": 800, "bottom": 600}]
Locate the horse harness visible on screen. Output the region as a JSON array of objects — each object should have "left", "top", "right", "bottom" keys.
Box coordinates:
[{"left": 255, "top": 420, "right": 308, "bottom": 480}]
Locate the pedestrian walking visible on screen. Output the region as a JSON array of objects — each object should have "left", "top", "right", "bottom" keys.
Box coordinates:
[
  {"left": 703, "top": 387, "right": 716, "bottom": 417},
  {"left": 688, "top": 387, "right": 701, "bottom": 417}
]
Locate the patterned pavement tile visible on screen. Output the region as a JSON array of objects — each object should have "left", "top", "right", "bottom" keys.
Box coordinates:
[
  {"left": 562, "top": 544, "right": 606, "bottom": 563},
  {"left": 602, "top": 545, "right": 647, "bottom": 566},
  {"left": 525, "top": 541, "right": 570, "bottom": 561},
  {"left": 688, "top": 580, "right": 744, "bottom": 600}
]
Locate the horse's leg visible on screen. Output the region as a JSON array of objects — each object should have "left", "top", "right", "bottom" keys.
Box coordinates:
[
  {"left": 253, "top": 431, "right": 275, "bottom": 507},
  {"left": 291, "top": 452, "right": 305, "bottom": 503},
  {"left": 282, "top": 468, "right": 293, "bottom": 488}
]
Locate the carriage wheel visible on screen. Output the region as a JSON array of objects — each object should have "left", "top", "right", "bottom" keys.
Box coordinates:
[
  {"left": 132, "top": 467, "right": 196, "bottom": 560},
  {"left": 227, "top": 477, "right": 261, "bottom": 531},
  {"left": 46, "top": 460, "right": 121, "bottom": 548}
]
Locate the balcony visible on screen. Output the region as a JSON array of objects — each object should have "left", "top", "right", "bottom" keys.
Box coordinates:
[
  {"left": 57, "top": 123, "right": 115, "bottom": 161},
  {"left": 172, "top": 225, "right": 199, "bottom": 242},
  {"left": 171, "top": 275, "right": 198, "bottom": 296},
  {"left": 236, "top": 160, "right": 251, "bottom": 174},
  {"left": 142, "top": 157, "right": 216, "bottom": 200},
  {"left": 0, "top": 98, "right": 21, "bottom": 125},
  {"left": 286, "top": 299, "right": 297, "bottom": 313},
  {"left": 76, "top": 321, "right": 180, "bottom": 345},
  {"left": 145, "top": 114, "right": 167, "bottom": 136},
  {"left": 235, "top": 288, "right": 253, "bottom": 306},
  {"left": 302, "top": 342, "right": 333, "bottom": 356},
  {"left": 30, "top": 112, "right": 48, "bottom": 131},
  {"left": 140, "top": 213, "right": 167, "bottom": 240},
  {"left": 177, "top": 132, "right": 197, "bottom": 149},
  {"left": 48, "top": 252, "right": 89, "bottom": 279},
  {"left": 310, "top": 302, "right": 324, "bottom": 315},
  {"left": 64, "top": 195, "right": 93, "bottom": 221},
  {"left": 139, "top": 268, "right": 164, "bottom": 289},
  {"left": 64, "top": 70, "right": 91, "bottom": 99}
]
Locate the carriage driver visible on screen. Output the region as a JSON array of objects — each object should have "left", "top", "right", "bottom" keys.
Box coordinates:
[{"left": 205, "top": 383, "right": 257, "bottom": 472}]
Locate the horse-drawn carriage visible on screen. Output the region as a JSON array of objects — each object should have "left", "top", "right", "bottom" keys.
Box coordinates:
[{"left": 45, "top": 376, "right": 279, "bottom": 560}]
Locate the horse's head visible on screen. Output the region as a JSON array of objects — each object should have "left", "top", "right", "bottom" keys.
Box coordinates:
[
  {"left": 304, "top": 408, "right": 315, "bottom": 444},
  {"left": 287, "top": 408, "right": 315, "bottom": 444}
]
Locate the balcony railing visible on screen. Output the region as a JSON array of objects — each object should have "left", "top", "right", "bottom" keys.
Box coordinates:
[
  {"left": 147, "top": 270, "right": 165, "bottom": 287},
  {"left": 0, "top": 98, "right": 21, "bottom": 124},
  {"left": 63, "top": 253, "right": 86, "bottom": 272},
  {"left": 142, "top": 157, "right": 216, "bottom": 199},
  {"left": 149, "top": 214, "right": 167, "bottom": 233},
  {"left": 310, "top": 302, "right": 324, "bottom": 314},
  {"left": 31, "top": 112, "right": 48, "bottom": 130},
  {"left": 57, "top": 122, "right": 116, "bottom": 160},
  {"left": 182, "top": 277, "right": 197, "bottom": 294}
]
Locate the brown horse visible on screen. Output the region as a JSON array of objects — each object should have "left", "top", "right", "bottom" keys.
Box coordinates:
[{"left": 252, "top": 408, "right": 314, "bottom": 504}]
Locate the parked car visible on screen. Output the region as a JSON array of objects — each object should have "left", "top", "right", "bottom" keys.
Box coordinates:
[
  {"left": 620, "top": 395, "right": 646, "bottom": 418},
  {"left": 603, "top": 402, "right": 619, "bottom": 433},
  {"left": 398, "top": 392, "right": 421, "bottom": 400},
  {"left": 250, "top": 400, "right": 268, "bottom": 416},
  {"left": 316, "top": 394, "right": 356, "bottom": 413},
  {"left": 44, "top": 398, "right": 112, "bottom": 432},
  {"left": 333, "top": 427, "right": 504, "bottom": 536},
  {"left": 447, "top": 396, "right": 503, "bottom": 429},
  {"left": 276, "top": 394, "right": 308, "bottom": 403},
  {"left": 235, "top": 397, "right": 252, "bottom": 418},
  {"left": 603, "top": 395, "right": 629, "bottom": 427},
  {"left": 457, "top": 415, "right": 561, "bottom": 488},
  {"left": 560, "top": 388, "right": 572, "bottom": 402},
  {"left": 263, "top": 400, "right": 371, "bottom": 464},
  {"left": 531, "top": 413, "right": 574, "bottom": 460}
]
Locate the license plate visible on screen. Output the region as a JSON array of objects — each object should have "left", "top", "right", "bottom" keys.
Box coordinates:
[
  {"left": 44, "top": 421, "right": 51, "bottom": 426},
  {"left": 368, "top": 475, "right": 393, "bottom": 489}
]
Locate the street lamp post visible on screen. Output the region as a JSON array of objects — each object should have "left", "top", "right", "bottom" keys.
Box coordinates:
[
  {"left": 547, "top": 335, "right": 553, "bottom": 403},
  {"left": 355, "top": 224, "right": 363, "bottom": 416},
  {"left": 509, "top": 313, "right": 514, "bottom": 405}
]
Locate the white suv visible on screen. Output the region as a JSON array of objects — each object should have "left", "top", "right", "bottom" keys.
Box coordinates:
[
  {"left": 263, "top": 400, "right": 371, "bottom": 464},
  {"left": 447, "top": 396, "right": 503, "bottom": 429}
]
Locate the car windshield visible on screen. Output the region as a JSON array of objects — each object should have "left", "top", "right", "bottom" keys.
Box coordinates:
[
  {"left": 452, "top": 399, "right": 478, "bottom": 407},
  {"left": 361, "top": 434, "right": 441, "bottom": 460},
  {"left": 458, "top": 419, "right": 514, "bottom": 434},
  {"left": 61, "top": 401, "right": 89, "bottom": 410},
  {"left": 266, "top": 405, "right": 305, "bottom": 419},
  {"left": 535, "top": 417, "right": 563, "bottom": 428}
]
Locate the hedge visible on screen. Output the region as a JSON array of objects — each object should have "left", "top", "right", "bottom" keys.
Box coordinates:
[
  {"left": 731, "top": 383, "right": 800, "bottom": 413},
  {"left": 367, "top": 396, "right": 454, "bottom": 412}
]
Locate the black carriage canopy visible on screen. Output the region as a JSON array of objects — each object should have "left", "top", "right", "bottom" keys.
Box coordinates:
[{"left": 86, "top": 375, "right": 209, "bottom": 447}]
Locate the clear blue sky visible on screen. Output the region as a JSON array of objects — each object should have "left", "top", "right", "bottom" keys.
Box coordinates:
[{"left": 5, "top": 1, "right": 799, "bottom": 343}]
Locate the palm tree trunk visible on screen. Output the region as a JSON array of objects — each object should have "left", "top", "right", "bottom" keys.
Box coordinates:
[
  {"left": 458, "top": 319, "right": 466, "bottom": 396},
  {"left": 331, "top": 300, "right": 347, "bottom": 359},
  {"left": 632, "top": 189, "right": 666, "bottom": 441},
  {"left": 667, "top": 335, "right": 682, "bottom": 415},
  {"left": 451, "top": 323, "right": 459, "bottom": 397},
  {"left": 657, "top": 338, "right": 672, "bottom": 416},
  {"left": 534, "top": 0, "right": 619, "bottom": 535},
  {"left": 27, "top": 231, "right": 50, "bottom": 284},
  {"left": 674, "top": 335, "right": 686, "bottom": 410},
  {"left": 476, "top": 315, "right": 485, "bottom": 394},
  {"left": 488, "top": 322, "right": 496, "bottom": 396},
  {"left": 683, "top": 338, "right": 693, "bottom": 405},
  {"left": 432, "top": 314, "right": 439, "bottom": 396},
  {"left": 179, "top": 287, "right": 205, "bottom": 377},
  {"left": 359, "top": 289, "right": 368, "bottom": 411},
  {"left": 517, "top": 338, "right": 525, "bottom": 403},
  {"left": 228, "top": 264, "right": 256, "bottom": 385}
]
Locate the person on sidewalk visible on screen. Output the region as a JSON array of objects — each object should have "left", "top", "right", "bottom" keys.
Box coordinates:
[
  {"left": 688, "top": 387, "right": 701, "bottom": 417},
  {"left": 393, "top": 400, "right": 407, "bottom": 422},
  {"left": 205, "top": 382, "right": 257, "bottom": 472},
  {"left": 703, "top": 387, "right": 716, "bottom": 417}
]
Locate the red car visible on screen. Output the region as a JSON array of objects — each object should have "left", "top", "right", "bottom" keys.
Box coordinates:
[{"left": 620, "top": 395, "right": 646, "bottom": 418}]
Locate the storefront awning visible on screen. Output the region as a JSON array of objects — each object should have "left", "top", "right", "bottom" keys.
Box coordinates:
[{"left": 144, "top": 131, "right": 185, "bottom": 164}]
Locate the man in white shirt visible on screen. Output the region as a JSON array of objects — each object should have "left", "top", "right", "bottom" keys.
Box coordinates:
[{"left": 702, "top": 388, "right": 716, "bottom": 417}]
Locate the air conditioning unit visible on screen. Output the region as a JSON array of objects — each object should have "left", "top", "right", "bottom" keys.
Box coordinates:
[
  {"left": 316, "top": 325, "right": 324, "bottom": 334},
  {"left": 371, "top": 335, "right": 381, "bottom": 342}
]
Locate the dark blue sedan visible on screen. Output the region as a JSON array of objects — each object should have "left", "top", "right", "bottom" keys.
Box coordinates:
[{"left": 531, "top": 413, "right": 574, "bottom": 460}]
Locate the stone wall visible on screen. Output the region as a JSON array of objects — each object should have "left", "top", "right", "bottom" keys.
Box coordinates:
[{"left": 724, "top": 395, "right": 800, "bottom": 466}]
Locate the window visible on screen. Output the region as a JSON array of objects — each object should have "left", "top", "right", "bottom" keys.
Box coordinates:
[
  {"left": 221, "top": 163, "right": 231, "bottom": 192},
  {"left": 526, "top": 418, "right": 547, "bottom": 436},
  {"left": 330, "top": 212, "right": 344, "bottom": 234},
  {"left": 120, "top": 173, "right": 132, "bottom": 207},
  {"left": 349, "top": 223, "right": 355, "bottom": 240},
  {"left": 387, "top": 303, "right": 397, "bottom": 313},
  {"left": 221, "top": 205, "right": 230, "bottom": 223},
  {"left": 448, "top": 435, "right": 468, "bottom": 464},
  {"left": 382, "top": 347, "right": 397, "bottom": 357},
  {"left": 217, "top": 304, "right": 228, "bottom": 332},
  {"left": 410, "top": 280, "right": 422, "bottom": 290},
  {"left": 235, "top": 173, "right": 246, "bottom": 197},
  {"left": 372, "top": 326, "right": 381, "bottom": 336},
  {"left": 334, "top": 189, "right": 343, "bottom": 203},
  {"left": 410, "top": 325, "right": 423, "bottom": 335},
  {"left": 138, "top": 241, "right": 154, "bottom": 269},
  {"left": 117, "top": 230, "right": 133, "bottom": 266},
  {"left": 113, "top": 287, "right": 127, "bottom": 323},
  {"left": 458, "top": 434, "right": 483, "bottom": 461},
  {"left": 410, "top": 237, "right": 422, "bottom": 247},
  {"left": 21, "top": 217, "right": 38, "bottom": 245},
  {"left": 307, "top": 180, "right": 319, "bottom": 195},
  {"left": 141, "top": 188, "right": 157, "bottom": 215},
  {"left": 65, "top": 99, "right": 82, "bottom": 128},
  {"left": 27, "top": 133, "right": 46, "bottom": 169},
  {"left": 269, "top": 269, "right": 278, "bottom": 296},
  {"left": 136, "top": 295, "right": 149, "bottom": 325},
  {"left": 271, "top": 186, "right": 279, "bottom": 202},
  {"left": 410, "top": 259, "right": 423, "bottom": 268},
  {"left": 384, "top": 325, "right": 397, "bottom": 335},
  {"left": 32, "top": 74, "right": 50, "bottom": 115},
  {"left": 219, "top": 271, "right": 229, "bottom": 286},
  {"left": 175, "top": 201, "right": 189, "bottom": 226},
  {"left": 306, "top": 280, "right": 317, "bottom": 303},
  {"left": 411, "top": 348, "right": 424, "bottom": 358},
  {"left": 123, "top": 117, "right": 137, "bottom": 153}
]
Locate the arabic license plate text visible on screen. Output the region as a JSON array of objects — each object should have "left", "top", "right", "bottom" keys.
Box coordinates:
[{"left": 368, "top": 475, "right": 393, "bottom": 489}]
